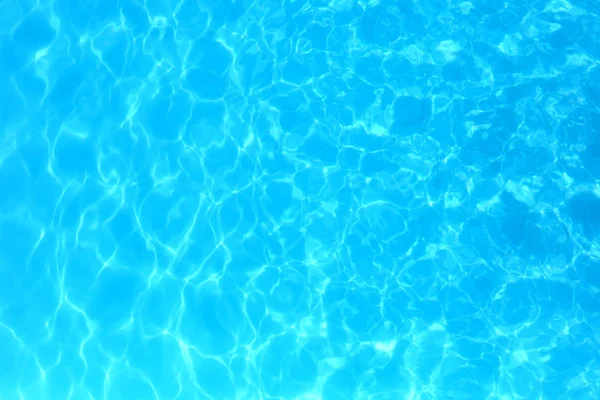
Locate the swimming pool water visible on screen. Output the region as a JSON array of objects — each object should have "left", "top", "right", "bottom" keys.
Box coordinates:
[{"left": 1, "top": 0, "right": 600, "bottom": 398}]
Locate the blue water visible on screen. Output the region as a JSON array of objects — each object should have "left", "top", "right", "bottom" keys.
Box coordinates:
[{"left": 1, "top": 0, "right": 600, "bottom": 398}]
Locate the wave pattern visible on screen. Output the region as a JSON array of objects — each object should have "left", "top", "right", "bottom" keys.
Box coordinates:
[{"left": 1, "top": 0, "right": 600, "bottom": 398}]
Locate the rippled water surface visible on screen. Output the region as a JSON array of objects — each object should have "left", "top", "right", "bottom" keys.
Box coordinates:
[{"left": 1, "top": 0, "right": 600, "bottom": 398}]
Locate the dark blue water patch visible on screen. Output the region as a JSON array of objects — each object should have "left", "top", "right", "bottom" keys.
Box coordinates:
[
  {"left": 85, "top": 267, "right": 146, "bottom": 331},
  {"left": 343, "top": 126, "right": 386, "bottom": 151},
  {"left": 292, "top": 167, "right": 326, "bottom": 197},
  {"left": 520, "top": 219, "right": 548, "bottom": 259},
  {"left": 385, "top": 229, "right": 418, "bottom": 259},
  {"left": 0, "top": 35, "right": 31, "bottom": 74},
  {"left": 512, "top": 365, "right": 544, "bottom": 398},
  {"left": 0, "top": 152, "right": 30, "bottom": 211},
  {"left": 360, "top": 151, "right": 398, "bottom": 175},
  {"left": 282, "top": 57, "right": 312, "bottom": 84},
  {"left": 202, "top": 136, "right": 240, "bottom": 176},
  {"left": 576, "top": 287, "right": 600, "bottom": 313},
  {"left": 337, "top": 146, "right": 362, "bottom": 169},
  {"left": 459, "top": 138, "right": 503, "bottom": 170},
  {"left": 0, "top": 278, "right": 59, "bottom": 343},
  {"left": 282, "top": 347, "right": 319, "bottom": 397},
  {"left": 52, "top": 132, "right": 98, "bottom": 178},
  {"left": 230, "top": 355, "right": 253, "bottom": 391},
  {"left": 347, "top": 240, "right": 385, "bottom": 281},
  {"left": 322, "top": 366, "right": 357, "bottom": 400},
  {"left": 391, "top": 95, "right": 432, "bottom": 135},
  {"left": 575, "top": 255, "right": 600, "bottom": 290},
  {"left": 569, "top": 191, "right": 600, "bottom": 240},
  {"left": 221, "top": 153, "right": 256, "bottom": 191},
  {"left": 187, "top": 101, "right": 226, "bottom": 139},
  {"left": 359, "top": 4, "right": 424, "bottom": 45},
  {"left": 278, "top": 225, "right": 305, "bottom": 261},
  {"left": 139, "top": 190, "right": 204, "bottom": 249},
  {"left": 502, "top": 144, "right": 554, "bottom": 180},
  {"left": 11, "top": 65, "right": 47, "bottom": 105},
  {"left": 285, "top": 11, "right": 313, "bottom": 38},
  {"left": 126, "top": 337, "right": 183, "bottom": 398},
  {"left": 56, "top": 0, "right": 121, "bottom": 31},
  {"left": 186, "top": 37, "right": 233, "bottom": 76},
  {"left": 304, "top": 212, "right": 338, "bottom": 247},
  {"left": 382, "top": 55, "right": 420, "bottom": 88},
  {"left": 459, "top": 265, "right": 503, "bottom": 306},
  {"left": 371, "top": 355, "right": 412, "bottom": 394},
  {"left": 176, "top": 241, "right": 228, "bottom": 283},
  {"left": 299, "top": 51, "right": 329, "bottom": 79},
  {"left": 267, "top": 267, "right": 311, "bottom": 316},
  {"left": 342, "top": 81, "right": 377, "bottom": 118},
  {"left": 302, "top": 22, "right": 330, "bottom": 51},
  {"left": 120, "top": 0, "right": 149, "bottom": 36},
  {"left": 11, "top": 10, "right": 55, "bottom": 56},
  {"left": 498, "top": 185, "right": 530, "bottom": 210},
  {"left": 413, "top": 341, "right": 445, "bottom": 382},
  {"left": 269, "top": 83, "right": 306, "bottom": 110},
  {"left": 43, "top": 64, "right": 87, "bottom": 112},
  {"left": 106, "top": 213, "right": 153, "bottom": 266},
  {"left": 355, "top": 53, "right": 387, "bottom": 85},
  {"left": 458, "top": 218, "right": 499, "bottom": 265},
  {"left": 492, "top": 279, "right": 538, "bottom": 326},
  {"left": 0, "top": 72, "right": 27, "bottom": 127},
  {"left": 561, "top": 159, "right": 597, "bottom": 184},
  {"left": 183, "top": 67, "right": 229, "bottom": 100},
  {"left": 343, "top": 287, "right": 382, "bottom": 336},
  {"left": 439, "top": 368, "right": 493, "bottom": 399},
  {"left": 107, "top": 368, "right": 167, "bottom": 399},
  {"left": 409, "top": 205, "right": 443, "bottom": 240},
  {"left": 496, "top": 81, "right": 538, "bottom": 105},
  {"left": 237, "top": 48, "right": 274, "bottom": 93},
  {"left": 326, "top": 103, "right": 355, "bottom": 126},
  {"left": 218, "top": 194, "right": 245, "bottom": 235},
  {"left": 280, "top": 109, "right": 313, "bottom": 136},
  {"left": 0, "top": 223, "right": 42, "bottom": 305},
  {"left": 43, "top": 354, "right": 83, "bottom": 398},
  {"left": 106, "top": 126, "right": 151, "bottom": 174},
  {"left": 545, "top": 339, "right": 597, "bottom": 375},
  {"left": 118, "top": 52, "right": 152, "bottom": 83},
  {"left": 549, "top": 19, "right": 585, "bottom": 49},
  {"left": 0, "top": 334, "right": 22, "bottom": 395},
  {"left": 408, "top": 298, "right": 443, "bottom": 324},
  {"left": 181, "top": 283, "right": 244, "bottom": 354},
  {"left": 441, "top": 57, "right": 480, "bottom": 83},
  {"left": 401, "top": 258, "right": 436, "bottom": 286},
  {"left": 138, "top": 277, "right": 180, "bottom": 333},
  {"left": 453, "top": 336, "right": 491, "bottom": 360},
  {"left": 242, "top": 286, "right": 267, "bottom": 326},
  {"left": 427, "top": 162, "right": 456, "bottom": 198},
  {"left": 260, "top": 179, "right": 293, "bottom": 221},
  {"left": 314, "top": 73, "right": 347, "bottom": 101},
  {"left": 362, "top": 202, "right": 408, "bottom": 242},
  {"left": 582, "top": 112, "right": 600, "bottom": 173},
  {"left": 93, "top": 27, "right": 129, "bottom": 77},
  {"left": 190, "top": 353, "right": 236, "bottom": 398},
  {"left": 441, "top": 284, "right": 478, "bottom": 319},
  {"left": 141, "top": 88, "right": 192, "bottom": 141},
  {"left": 542, "top": 280, "right": 574, "bottom": 311},
  {"left": 332, "top": 2, "right": 363, "bottom": 25},
  {"left": 259, "top": 333, "right": 300, "bottom": 397},
  {"left": 485, "top": 213, "right": 526, "bottom": 254}
]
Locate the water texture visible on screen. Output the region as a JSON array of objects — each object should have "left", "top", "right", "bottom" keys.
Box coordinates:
[{"left": 1, "top": 0, "right": 600, "bottom": 398}]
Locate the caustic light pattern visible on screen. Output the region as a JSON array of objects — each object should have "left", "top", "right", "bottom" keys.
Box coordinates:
[{"left": 1, "top": 0, "right": 600, "bottom": 399}]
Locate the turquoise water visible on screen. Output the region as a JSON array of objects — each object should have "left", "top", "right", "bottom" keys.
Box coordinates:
[{"left": 1, "top": 0, "right": 600, "bottom": 398}]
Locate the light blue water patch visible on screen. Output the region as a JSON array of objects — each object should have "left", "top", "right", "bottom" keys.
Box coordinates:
[{"left": 1, "top": 0, "right": 600, "bottom": 399}]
